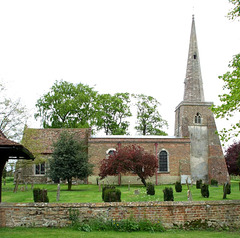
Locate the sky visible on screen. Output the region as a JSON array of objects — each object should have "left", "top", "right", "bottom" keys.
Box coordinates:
[{"left": 0, "top": 0, "right": 240, "bottom": 146}]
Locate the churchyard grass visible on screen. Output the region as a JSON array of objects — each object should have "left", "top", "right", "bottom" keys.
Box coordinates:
[
  {"left": 0, "top": 228, "right": 240, "bottom": 238},
  {"left": 1, "top": 178, "right": 240, "bottom": 203}
]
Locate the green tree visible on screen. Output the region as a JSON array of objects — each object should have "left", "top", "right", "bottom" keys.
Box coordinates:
[
  {"left": 211, "top": 1, "right": 240, "bottom": 142},
  {"left": 211, "top": 55, "right": 240, "bottom": 142},
  {"left": 96, "top": 93, "right": 132, "bottom": 135},
  {"left": 49, "top": 131, "right": 93, "bottom": 190},
  {"left": 35, "top": 80, "right": 98, "bottom": 129},
  {"left": 0, "top": 82, "right": 28, "bottom": 141},
  {"left": 227, "top": 0, "right": 240, "bottom": 20},
  {"left": 133, "top": 94, "right": 168, "bottom": 135}
]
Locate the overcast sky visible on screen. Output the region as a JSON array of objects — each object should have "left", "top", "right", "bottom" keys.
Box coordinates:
[{"left": 0, "top": 0, "right": 239, "bottom": 145}]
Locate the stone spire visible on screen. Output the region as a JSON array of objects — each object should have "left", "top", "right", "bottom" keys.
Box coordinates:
[{"left": 183, "top": 15, "right": 205, "bottom": 102}]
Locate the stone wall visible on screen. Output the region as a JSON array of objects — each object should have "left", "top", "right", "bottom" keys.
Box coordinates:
[{"left": 1, "top": 200, "right": 240, "bottom": 228}]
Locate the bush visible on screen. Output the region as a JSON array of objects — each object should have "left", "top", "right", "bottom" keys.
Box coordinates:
[
  {"left": 201, "top": 184, "right": 209, "bottom": 198},
  {"left": 102, "top": 185, "right": 115, "bottom": 200},
  {"left": 163, "top": 187, "right": 174, "bottom": 201},
  {"left": 175, "top": 181, "right": 182, "bottom": 192},
  {"left": 211, "top": 179, "right": 218, "bottom": 186},
  {"left": 223, "top": 182, "right": 231, "bottom": 195},
  {"left": 102, "top": 186, "right": 121, "bottom": 202},
  {"left": 84, "top": 217, "right": 165, "bottom": 232},
  {"left": 146, "top": 182, "right": 155, "bottom": 195},
  {"left": 33, "top": 188, "right": 49, "bottom": 202},
  {"left": 196, "top": 179, "right": 202, "bottom": 189}
]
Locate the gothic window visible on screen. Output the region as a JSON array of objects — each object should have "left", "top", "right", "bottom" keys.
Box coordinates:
[
  {"left": 158, "top": 150, "right": 168, "bottom": 172},
  {"left": 106, "top": 148, "right": 116, "bottom": 158},
  {"left": 195, "top": 113, "right": 202, "bottom": 124},
  {"left": 35, "top": 163, "right": 45, "bottom": 175},
  {"left": 194, "top": 54, "right": 197, "bottom": 59}
]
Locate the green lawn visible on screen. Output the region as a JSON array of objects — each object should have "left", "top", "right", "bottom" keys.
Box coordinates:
[
  {"left": 0, "top": 228, "right": 240, "bottom": 238},
  {"left": 1, "top": 178, "right": 240, "bottom": 203}
]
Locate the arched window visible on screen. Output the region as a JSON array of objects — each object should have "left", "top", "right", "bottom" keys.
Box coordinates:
[
  {"left": 158, "top": 150, "right": 168, "bottom": 172},
  {"left": 195, "top": 113, "right": 202, "bottom": 124},
  {"left": 106, "top": 148, "right": 116, "bottom": 159}
]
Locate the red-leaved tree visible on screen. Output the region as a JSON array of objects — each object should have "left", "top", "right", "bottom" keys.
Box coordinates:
[
  {"left": 99, "top": 144, "right": 158, "bottom": 186},
  {"left": 225, "top": 141, "right": 240, "bottom": 175}
]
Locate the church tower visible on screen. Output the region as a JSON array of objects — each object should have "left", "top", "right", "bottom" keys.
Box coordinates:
[{"left": 174, "top": 15, "right": 229, "bottom": 183}]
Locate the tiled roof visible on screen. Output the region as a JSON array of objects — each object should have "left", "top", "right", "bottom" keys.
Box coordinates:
[
  {"left": 0, "top": 130, "right": 21, "bottom": 146},
  {"left": 22, "top": 127, "right": 90, "bottom": 154},
  {"left": 0, "top": 130, "right": 34, "bottom": 160}
]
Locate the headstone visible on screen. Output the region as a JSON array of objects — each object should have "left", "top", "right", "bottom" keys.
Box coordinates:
[
  {"left": 98, "top": 182, "right": 101, "bottom": 192},
  {"left": 56, "top": 184, "right": 60, "bottom": 202},
  {"left": 134, "top": 189, "right": 139, "bottom": 195},
  {"left": 181, "top": 175, "right": 191, "bottom": 184}
]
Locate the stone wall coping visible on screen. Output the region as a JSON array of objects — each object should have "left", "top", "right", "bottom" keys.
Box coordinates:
[{"left": 1, "top": 200, "right": 240, "bottom": 208}]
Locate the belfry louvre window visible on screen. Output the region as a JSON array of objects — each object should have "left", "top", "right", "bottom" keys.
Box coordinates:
[
  {"left": 195, "top": 113, "right": 202, "bottom": 124},
  {"left": 159, "top": 150, "right": 168, "bottom": 172}
]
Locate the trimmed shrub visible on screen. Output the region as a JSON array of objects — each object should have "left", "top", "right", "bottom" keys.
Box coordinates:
[
  {"left": 201, "top": 183, "right": 209, "bottom": 198},
  {"left": 196, "top": 179, "right": 202, "bottom": 189},
  {"left": 211, "top": 179, "right": 218, "bottom": 187},
  {"left": 33, "top": 188, "right": 49, "bottom": 202},
  {"left": 146, "top": 182, "right": 155, "bottom": 195},
  {"left": 102, "top": 185, "right": 115, "bottom": 200},
  {"left": 223, "top": 182, "right": 231, "bottom": 195},
  {"left": 175, "top": 181, "right": 182, "bottom": 192},
  {"left": 163, "top": 187, "right": 174, "bottom": 201},
  {"left": 103, "top": 186, "right": 121, "bottom": 202}
]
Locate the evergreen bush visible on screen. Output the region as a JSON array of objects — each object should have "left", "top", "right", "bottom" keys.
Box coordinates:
[
  {"left": 175, "top": 181, "right": 182, "bottom": 192},
  {"left": 102, "top": 185, "right": 115, "bottom": 200},
  {"left": 103, "top": 186, "right": 121, "bottom": 202},
  {"left": 201, "top": 183, "right": 209, "bottom": 198},
  {"left": 146, "top": 182, "right": 155, "bottom": 195},
  {"left": 33, "top": 188, "right": 49, "bottom": 202},
  {"left": 211, "top": 179, "right": 218, "bottom": 186},
  {"left": 163, "top": 187, "right": 174, "bottom": 201},
  {"left": 196, "top": 179, "right": 202, "bottom": 189},
  {"left": 223, "top": 182, "right": 231, "bottom": 195}
]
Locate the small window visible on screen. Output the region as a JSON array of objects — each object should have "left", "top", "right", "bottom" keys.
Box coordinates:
[
  {"left": 35, "top": 163, "right": 45, "bottom": 175},
  {"left": 194, "top": 54, "right": 197, "bottom": 59},
  {"left": 195, "top": 113, "right": 202, "bottom": 124},
  {"left": 158, "top": 150, "right": 168, "bottom": 172}
]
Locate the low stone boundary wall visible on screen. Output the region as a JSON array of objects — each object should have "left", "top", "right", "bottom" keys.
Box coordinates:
[{"left": 1, "top": 200, "right": 240, "bottom": 228}]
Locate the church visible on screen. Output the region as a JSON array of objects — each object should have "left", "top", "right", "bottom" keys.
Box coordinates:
[{"left": 19, "top": 16, "right": 229, "bottom": 185}]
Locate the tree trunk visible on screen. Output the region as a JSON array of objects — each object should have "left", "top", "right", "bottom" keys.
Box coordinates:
[
  {"left": 141, "top": 177, "right": 147, "bottom": 187},
  {"left": 67, "top": 178, "right": 72, "bottom": 191}
]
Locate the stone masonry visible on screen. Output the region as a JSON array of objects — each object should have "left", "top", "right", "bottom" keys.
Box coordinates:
[{"left": 1, "top": 200, "right": 240, "bottom": 228}]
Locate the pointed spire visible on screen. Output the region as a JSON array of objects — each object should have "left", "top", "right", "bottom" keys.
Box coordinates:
[{"left": 183, "top": 15, "right": 205, "bottom": 102}]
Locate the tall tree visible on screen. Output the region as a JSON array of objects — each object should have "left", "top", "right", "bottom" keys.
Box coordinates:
[
  {"left": 225, "top": 141, "right": 240, "bottom": 175},
  {"left": 211, "top": 1, "right": 240, "bottom": 142},
  {"left": 227, "top": 0, "right": 240, "bottom": 20},
  {"left": 35, "top": 80, "right": 98, "bottom": 128},
  {"left": 0, "top": 82, "right": 28, "bottom": 141},
  {"left": 99, "top": 144, "right": 158, "bottom": 186},
  {"left": 133, "top": 94, "right": 168, "bottom": 135},
  {"left": 211, "top": 54, "right": 240, "bottom": 142},
  {"left": 49, "top": 131, "right": 93, "bottom": 190},
  {"left": 96, "top": 93, "right": 132, "bottom": 135}
]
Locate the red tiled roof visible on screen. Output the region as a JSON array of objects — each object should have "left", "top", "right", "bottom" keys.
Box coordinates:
[
  {"left": 22, "top": 128, "right": 90, "bottom": 154},
  {"left": 0, "top": 130, "right": 21, "bottom": 146},
  {"left": 0, "top": 130, "right": 34, "bottom": 160}
]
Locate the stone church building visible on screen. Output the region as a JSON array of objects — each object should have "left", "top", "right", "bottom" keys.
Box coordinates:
[{"left": 19, "top": 16, "right": 229, "bottom": 185}]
